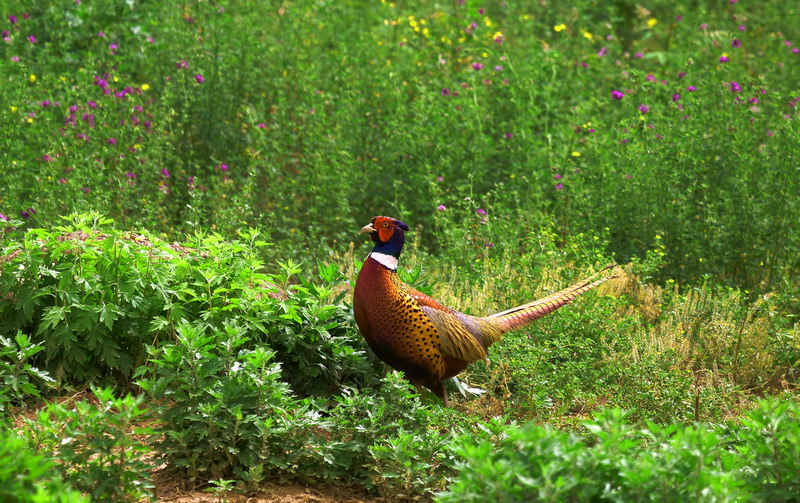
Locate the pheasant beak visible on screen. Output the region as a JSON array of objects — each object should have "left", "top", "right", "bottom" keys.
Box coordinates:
[{"left": 359, "top": 223, "right": 376, "bottom": 234}]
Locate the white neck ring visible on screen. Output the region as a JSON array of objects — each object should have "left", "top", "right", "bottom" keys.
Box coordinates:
[{"left": 369, "top": 252, "right": 398, "bottom": 270}]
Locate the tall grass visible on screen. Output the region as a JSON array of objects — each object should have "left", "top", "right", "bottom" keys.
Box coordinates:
[{"left": 1, "top": 1, "right": 798, "bottom": 289}]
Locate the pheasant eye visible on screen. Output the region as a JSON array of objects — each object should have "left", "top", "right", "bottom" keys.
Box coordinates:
[{"left": 383, "top": 222, "right": 389, "bottom": 228}]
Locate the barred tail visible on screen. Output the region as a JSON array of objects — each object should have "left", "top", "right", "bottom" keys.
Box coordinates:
[{"left": 488, "top": 264, "right": 616, "bottom": 333}]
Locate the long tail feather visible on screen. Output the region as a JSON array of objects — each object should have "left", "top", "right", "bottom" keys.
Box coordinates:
[{"left": 488, "top": 264, "right": 616, "bottom": 333}]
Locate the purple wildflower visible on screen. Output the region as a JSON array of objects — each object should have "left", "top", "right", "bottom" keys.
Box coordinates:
[
  {"left": 598, "top": 47, "right": 608, "bottom": 57},
  {"left": 476, "top": 208, "right": 487, "bottom": 216},
  {"left": 218, "top": 163, "right": 229, "bottom": 172},
  {"left": 639, "top": 104, "right": 650, "bottom": 113},
  {"left": 28, "top": 35, "right": 36, "bottom": 44},
  {"left": 504, "top": 132, "right": 513, "bottom": 139},
  {"left": 441, "top": 88, "right": 450, "bottom": 96},
  {"left": 9, "top": 15, "right": 17, "bottom": 24},
  {"left": 555, "top": 184, "right": 564, "bottom": 190},
  {"left": 672, "top": 94, "right": 681, "bottom": 101},
  {"left": 732, "top": 39, "right": 741, "bottom": 48},
  {"left": 730, "top": 81, "right": 741, "bottom": 92},
  {"left": 161, "top": 168, "right": 170, "bottom": 177},
  {"left": 108, "top": 137, "right": 116, "bottom": 144},
  {"left": 687, "top": 85, "right": 697, "bottom": 92},
  {"left": 195, "top": 74, "right": 204, "bottom": 84},
  {"left": 720, "top": 55, "right": 729, "bottom": 63},
  {"left": 437, "top": 204, "right": 447, "bottom": 211},
  {"left": 611, "top": 89, "right": 625, "bottom": 100},
  {"left": 472, "top": 62, "right": 484, "bottom": 70}
]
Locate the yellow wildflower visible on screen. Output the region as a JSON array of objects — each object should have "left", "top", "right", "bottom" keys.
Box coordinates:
[
  {"left": 571, "top": 151, "right": 581, "bottom": 157},
  {"left": 141, "top": 83, "right": 150, "bottom": 91},
  {"left": 10, "top": 106, "right": 17, "bottom": 112},
  {"left": 646, "top": 18, "right": 657, "bottom": 28},
  {"left": 554, "top": 24, "right": 567, "bottom": 32},
  {"left": 29, "top": 74, "right": 36, "bottom": 83},
  {"left": 582, "top": 30, "right": 593, "bottom": 39}
]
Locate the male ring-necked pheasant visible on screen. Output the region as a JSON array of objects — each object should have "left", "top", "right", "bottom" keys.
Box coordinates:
[{"left": 353, "top": 216, "right": 615, "bottom": 406}]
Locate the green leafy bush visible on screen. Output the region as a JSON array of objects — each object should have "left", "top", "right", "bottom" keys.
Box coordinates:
[
  {"left": 136, "top": 322, "right": 306, "bottom": 483},
  {"left": 0, "top": 331, "right": 54, "bottom": 412},
  {"left": 0, "top": 428, "right": 88, "bottom": 503},
  {"left": 0, "top": 214, "right": 379, "bottom": 393},
  {"left": 22, "top": 387, "right": 153, "bottom": 502},
  {"left": 440, "top": 399, "right": 800, "bottom": 502}
]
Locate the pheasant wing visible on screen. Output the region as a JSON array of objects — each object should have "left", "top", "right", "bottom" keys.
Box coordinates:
[{"left": 419, "top": 304, "right": 488, "bottom": 363}]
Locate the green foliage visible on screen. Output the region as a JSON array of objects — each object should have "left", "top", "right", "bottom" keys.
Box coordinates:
[
  {"left": 138, "top": 327, "right": 448, "bottom": 491},
  {"left": 734, "top": 398, "right": 800, "bottom": 501},
  {"left": 1, "top": 0, "right": 799, "bottom": 290},
  {"left": 136, "top": 322, "right": 300, "bottom": 482},
  {"left": 0, "top": 428, "right": 88, "bottom": 503},
  {"left": 0, "top": 214, "right": 379, "bottom": 393},
  {"left": 22, "top": 387, "right": 153, "bottom": 502},
  {"left": 0, "top": 331, "right": 54, "bottom": 411},
  {"left": 440, "top": 398, "right": 800, "bottom": 503},
  {"left": 325, "top": 370, "right": 454, "bottom": 491},
  {"left": 368, "top": 428, "right": 455, "bottom": 500}
]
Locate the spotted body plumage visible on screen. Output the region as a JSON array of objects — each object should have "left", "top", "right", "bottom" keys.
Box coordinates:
[{"left": 353, "top": 216, "right": 615, "bottom": 405}]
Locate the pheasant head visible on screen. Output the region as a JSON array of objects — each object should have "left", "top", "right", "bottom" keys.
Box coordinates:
[{"left": 359, "top": 216, "right": 410, "bottom": 265}]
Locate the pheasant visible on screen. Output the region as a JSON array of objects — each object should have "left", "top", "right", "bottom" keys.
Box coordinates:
[{"left": 353, "top": 216, "right": 616, "bottom": 406}]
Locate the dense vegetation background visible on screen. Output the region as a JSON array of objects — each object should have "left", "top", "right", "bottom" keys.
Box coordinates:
[{"left": 1, "top": 0, "right": 799, "bottom": 501}]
